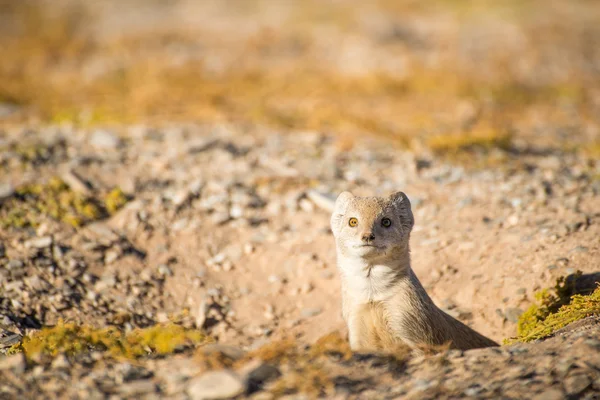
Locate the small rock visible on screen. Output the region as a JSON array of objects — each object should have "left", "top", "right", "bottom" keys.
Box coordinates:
[
  {"left": 301, "top": 308, "right": 322, "bottom": 318},
  {"left": 187, "top": 370, "right": 245, "bottom": 400},
  {"left": 230, "top": 205, "right": 243, "bottom": 219},
  {"left": 26, "top": 275, "right": 48, "bottom": 291},
  {"left": 413, "top": 379, "right": 437, "bottom": 392},
  {"left": 0, "top": 183, "right": 14, "bottom": 201},
  {"left": 61, "top": 169, "right": 93, "bottom": 194},
  {"left": 241, "top": 360, "right": 281, "bottom": 393},
  {"left": 264, "top": 304, "right": 275, "bottom": 320},
  {"left": 104, "top": 249, "right": 120, "bottom": 264},
  {"left": 569, "top": 246, "right": 589, "bottom": 254},
  {"left": 172, "top": 218, "right": 189, "bottom": 231},
  {"left": 532, "top": 389, "right": 564, "bottom": 400},
  {"left": 195, "top": 297, "right": 207, "bottom": 329},
  {"left": 0, "top": 333, "right": 22, "bottom": 349},
  {"left": 300, "top": 282, "right": 314, "bottom": 294},
  {"left": 198, "top": 344, "right": 245, "bottom": 361},
  {"left": 86, "top": 290, "right": 98, "bottom": 302},
  {"left": 504, "top": 308, "right": 523, "bottom": 323},
  {"left": 223, "top": 245, "right": 243, "bottom": 263},
  {"left": 0, "top": 353, "right": 25, "bottom": 373},
  {"left": 306, "top": 190, "right": 335, "bottom": 212},
  {"left": 507, "top": 215, "right": 519, "bottom": 226},
  {"left": 7, "top": 259, "right": 23, "bottom": 270},
  {"left": 564, "top": 374, "right": 591, "bottom": 395},
  {"left": 51, "top": 354, "right": 70, "bottom": 370},
  {"left": 25, "top": 236, "right": 53, "bottom": 249},
  {"left": 243, "top": 243, "right": 255, "bottom": 255},
  {"left": 298, "top": 198, "right": 314, "bottom": 212},
  {"left": 158, "top": 264, "right": 173, "bottom": 276},
  {"left": 118, "top": 380, "right": 157, "bottom": 396},
  {"left": 90, "top": 129, "right": 120, "bottom": 149}
]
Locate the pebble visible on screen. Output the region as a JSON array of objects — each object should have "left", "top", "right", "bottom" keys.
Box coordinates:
[
  {"left": 187, "top": 370, "right": 245, "bottom": 400},
  {"left": 0, "top": 182, "right": 14, "bottom": 201},
  {"left": 230, "top": 205, "right": 244, "bottom": 219},
  {"left": 51, "top": 354, "right": 70, "bottom": 370},
  {"left": 564, "top": 374, "right": 591, "bottom": 395},
  {"left": 301, "top": 307, "right": 322, "bottom": 318},
  {"left": 0, "top": 333, "right": 22, "bottom": 348},
  {"left": 243, "top": 243, "right": 255, "bottom": 255},
  {"left": 300, "top": 282, "right": 314, "bottom": 294},
  {"left": 199, "top": 344, "right": 245, "bottom": 361},
  {"left": 118, "top": 380, "right": 157, "bottom": 396},
  {"left": 25, "top": 236, "right": 53, "bottom": 249},
  {"left": 61, "top": 169, "right": 93, "bottom": 194},
  {"left": 241, "top": 360, "right": 281, "bottom": 391},
  {"left": 157, "top": 264, "right": 173, "bottom": 276},
  {"left": 90, "top": 129, "right": 120, "bottom": 149},
  {"left": 532, "top": 389, "right": 565, "bottom": 400},
  {"left": 306, "top": 190, "right": 335, "bottom": 212},
  {"left": 569, "top": 246, "right": 589, "bottom": 254},
  {"left": 505, "top": 308, "right": 523, "bottom": 323},
  {"left": 104, "top": 249, "right": 120, "bottom": 264},
  {"left": 0, "top": 353, "right": 25, "bottom": 373},
  {"left": 7, "top": 259, "right": 24, "bottom": 269}
]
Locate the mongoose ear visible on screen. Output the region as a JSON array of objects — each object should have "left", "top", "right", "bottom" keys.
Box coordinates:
[
  {"left": 330, "top": 191, "right": 354, "bottom": 236},
  {"left": 388, "top": 191, "right": 414, "bottom": 232}
]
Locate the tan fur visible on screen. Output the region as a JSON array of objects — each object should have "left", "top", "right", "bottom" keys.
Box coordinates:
[{"left": 331, "top": 191, "right": 498, "bottom": 354}]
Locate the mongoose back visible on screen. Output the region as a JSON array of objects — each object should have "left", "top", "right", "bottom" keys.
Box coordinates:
[{"left": 331, "top": 191, "right": 498, "bottom": 353}]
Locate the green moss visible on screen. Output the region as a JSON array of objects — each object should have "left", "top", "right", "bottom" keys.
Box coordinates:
[
  {"left": 0, "top": 140, "right": 66, "bottom": 166},
  {"left": 583, "top": 142, "right": 600, "bottom": 159},
  {"left": 16, "top": 321, "right": 207, "bottom": 360},
  {"left": 505, "top": 272, "right": 600, "bottom": 344},
  {"left": 0, "top": 177, "right": 128, "bottom": 228},
  {"left": 126, "top": 324, "right": 205, "bottom": 355},
  {"left": 104, "top": 187, "right": 128, "bottom": 214}
]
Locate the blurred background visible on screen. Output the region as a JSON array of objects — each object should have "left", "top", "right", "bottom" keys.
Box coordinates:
[{"left": 1, "top": 0, "right": 599, "bottom": 160}]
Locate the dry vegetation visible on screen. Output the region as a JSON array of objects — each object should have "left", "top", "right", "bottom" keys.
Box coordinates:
[
  {"left": 1, "top": 0, "right": 599, "bottom": 159},
  {"left": 507, "top": 273, "right": 600, "bottom": 344},
  {"left": 13, "top": 321, "right": 207, "bottom": 360},
  {"left": 0, "top": 177, "right": 128, "bottom": 228}
]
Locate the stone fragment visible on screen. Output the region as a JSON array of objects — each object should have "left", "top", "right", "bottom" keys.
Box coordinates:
[
  {"left": 118, "top": 380, "right": 158, "bottom": 396},
  {"left": 0, "top": 353, "right": 25, "bottom": 373},
  {"left": 90, "top": 129, "right": 120, "bottom": 149},
  {"left": 532, "top": 389, "right": 564, "bottom": 400},
  {"left": 51, "top": 354, "right": 70, "bottom": 370},
  {"left": 25, "top": 236, "right": 53, "bottom": 249},
  {"left": 306, "top": 190, "right": 335, "bottom": 212},
  {"left": 239, "top": 360, "right": 281, "bottom": 393},
  {"left": 187, "top": 370, "right": 245, "bottom": 400},
  {"left": 504, "top": 308, "right": 523, "bottom": 323},
  {"left": 198, "top": 344, "right": 245, "bottom": 361},
  {"left": 564, "top": 374, "right": 591, "bottom": 395},
  {"left": 301, "top": 308, "right": 322, "bottom": 318},
  {"left": 0, "top": 182, "right": 14, "bottom": 201}
]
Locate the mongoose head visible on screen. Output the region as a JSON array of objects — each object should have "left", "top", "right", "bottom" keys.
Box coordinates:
[{"left": 330, "top": 191, "right": 414, "bottom": 263}]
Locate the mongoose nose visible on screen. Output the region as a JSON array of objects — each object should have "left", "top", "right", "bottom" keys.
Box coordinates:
[{"left": 362, "top": 233, "right": 375, "bottom": 242}]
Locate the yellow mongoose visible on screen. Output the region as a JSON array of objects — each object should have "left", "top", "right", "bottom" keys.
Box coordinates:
[{"left": 331, "top": 191, "right": 498, "bottom": 353}]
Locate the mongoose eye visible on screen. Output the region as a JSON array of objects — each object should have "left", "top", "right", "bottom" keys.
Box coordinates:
[
  {"left": 348, "top": 217, "right": 358, "bottom": 227},
  {"left": 381, "top": 218, "right": 392, "bottom": 227}
]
